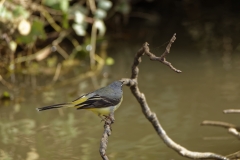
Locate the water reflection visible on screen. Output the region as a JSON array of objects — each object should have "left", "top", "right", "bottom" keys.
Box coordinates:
[{"left": 0, "top": 119, "right": 35, "bottom": 145}]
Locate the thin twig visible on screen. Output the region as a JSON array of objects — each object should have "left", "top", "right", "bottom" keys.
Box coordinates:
[
  {"left": 90, "top": 21, "right": 97, "bottom": 69},
  {"left": 121, "top": 34, "right": 227, "bottom": 160},
  {"left": 228, "top": 128, "right": 240, "bottom": 139},
  {"left": 201, "top": 120, "right": 238, "bottom": 129},
  {"left": 56, "top": 45, "right": 69, "bottom": 59},
  {"left": 0, "top": 74, "right": 13, "bottom": 89},
  {"left": 223, "top": 109, "right": 240, "bottom": 114},
  {"left": 201, "top": 120, "right": 240, "bottom": 140},
  {"left": 52, "top": 63, "right": 62, "bottom": 82},
  {"left": 143, "top": 34, "right": 181, "bottom": 73}
]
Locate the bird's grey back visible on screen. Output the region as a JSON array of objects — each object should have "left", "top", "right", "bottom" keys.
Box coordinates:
[{"left": 95, "top": 81, "right": 123, "bottom": 101}]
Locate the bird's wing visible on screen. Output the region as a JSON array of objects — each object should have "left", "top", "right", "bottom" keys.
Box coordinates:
[{"left": 76, "top": 94, "right": 118, "bottom": 110}]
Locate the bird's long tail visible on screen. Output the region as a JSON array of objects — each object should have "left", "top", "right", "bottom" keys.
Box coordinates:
[{"left": 36, "top": 103, "right": 74, "bottom": 111}]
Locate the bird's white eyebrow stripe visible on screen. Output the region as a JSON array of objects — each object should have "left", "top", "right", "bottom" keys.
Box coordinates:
[
  {"left": 89, "top": 97, "right": 102, "bottom": 100},
  {"left": 76, "top": 103, "right": 89, "bottom": 107}
]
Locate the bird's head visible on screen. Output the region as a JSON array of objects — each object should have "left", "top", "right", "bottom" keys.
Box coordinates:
[{"left": 109, "top": 80, "right": 124, "bottom": 89}]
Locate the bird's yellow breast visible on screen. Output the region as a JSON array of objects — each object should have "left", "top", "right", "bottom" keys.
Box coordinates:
[{"left": 87, "top": 97, "right": 123, "bottom": 116}]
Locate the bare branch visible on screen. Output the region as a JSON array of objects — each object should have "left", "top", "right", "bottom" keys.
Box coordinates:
[
  {"left": 99, "top": 113, "right": 114, "bottom": 160},
  {"left": 223, "top": 109, "right": 240, "bottom": 114},
  {"left": 201, "top": 120, "right": 238, "bottom": 129},
  {"left": 143, "top": 34, "right": 181, "bottom": 73},
  {"left": 201, "top": 120, "right": 240, "bottom": 140},
  {"left": 228, "top": 128, "right": 240, "bottom": 139},
  {"left": 0, "top": 74, "right": 13, "bottom": 89},
  {"left": 122, "top": 34, "right": 228, "bottom": 160}
]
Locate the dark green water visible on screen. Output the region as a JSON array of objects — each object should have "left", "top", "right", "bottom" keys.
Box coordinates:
[{"left": 0, "top": 36, "right": 240, "bottom": 160}]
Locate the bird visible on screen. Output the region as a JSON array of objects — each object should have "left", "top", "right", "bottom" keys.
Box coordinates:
[{"left": 36, "top": 80, "right": 124, "bottom": 120}]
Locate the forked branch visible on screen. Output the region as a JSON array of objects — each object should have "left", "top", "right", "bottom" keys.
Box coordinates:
[
  {"left": 122, "top": 34, "right": 228, "bottom": 160},
  {"left": 99, "top": 34, "right": 228, "bottom": 160}
]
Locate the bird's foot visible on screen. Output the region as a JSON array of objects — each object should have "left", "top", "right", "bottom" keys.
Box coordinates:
[{"left": 101, "top": 115, "right": 115, "bottom": 124}]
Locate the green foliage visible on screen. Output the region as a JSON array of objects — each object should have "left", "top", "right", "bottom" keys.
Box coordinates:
[
  {"left": 98, "top": 0, "right": 112, "bottom": 10},
  {"left": 42, "top": 0, "right": 61, "bottom": 10},
  {"left": 0, "top": 5, "right": 30, "bottom": 21},
  {"left": 0, "top": 91, "right": 11, "bottom": 101},
  {"left": 43, "top": 0, "right": 69, "bottom": 13},
  {"left": 60, "top": 0, "right": 69, "bottom": 13},
  {"left": 16, "top": 19, "right": 46, "bottom": 44},
  {"left": 0, "top": 0, "right": 130, "bottom": 75},
  {"left": 12, "top": 6, "right": 30, "bottom": 19},
  {"left": 105, "top": 57, "right": 115, "bottom": 65}
]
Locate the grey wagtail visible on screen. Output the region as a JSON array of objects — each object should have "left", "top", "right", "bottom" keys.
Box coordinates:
[{"left": 36, "top": 80, "right": 124, "bottom": 119}]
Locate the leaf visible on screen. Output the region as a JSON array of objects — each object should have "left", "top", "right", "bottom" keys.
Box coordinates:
[
  {"left": 94, "top": 20, "right": 106, "bottom": 36},
  {"left": 105, "top": 57, "right": 114, "bottom": 65},
  {"left": 31, "top": 19, "right": 46, "bottom": 39},
  {"left": 69, "top": 4, "right": 89, "bottom": 16},
  {"left": 0, "top": 5, "right": 13, "bottom": 19},
  {"left": 9, "top": 41, "right": 17, "bottom": 52},
  {"left": 42, "top": 0, "right": 59, "bottom": 7},
  {"left": 18, "top": 19, "right": 31, "bottom": 35},
  {"left": 12, "top": 6, "right": 30, "bottom": 19},
  {"left": 74, "top": 11, "right": 85, "bottom": 24},
  {"left": 98, "top": 0, "right": 112, "bottom": 11},
  {"left": 1, "top": 91, "right": 11, "bottom": 99},
  {"left": 16, "top": 19, "right": 46, "bottom": 44},
  {"left": 95, "top": 9, "right": 107, "bottom": 19},
  {"left": 60, "top": 0, "right": 69, "bottom": 13},
  {"left": 72, "top": 24, "right": 86, "bottom": 36}
]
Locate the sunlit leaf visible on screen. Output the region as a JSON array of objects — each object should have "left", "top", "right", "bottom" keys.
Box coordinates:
[
  {"left": 42, "top": 0, "right": 59, "bottom": 7},
  {"left": 0, "top": 5, "right": 13, "bottom": 19},
  {"left": 94, "top": 20, "right": 106, "bottom": 36},
  {"left": 16, "top": 19, "right": 46, "bottom": 44},
  {"left": 0, "top": 91, "right": 11, "bottom": 101},
  {"left": 95, "top": 9, "right": 107, "bottom": 19},
  {"left": 18, "top": 19, "right": 31, "bottom": 35},
  {"left": 72, "top": 24, "right": 86, "bottom": 36},
  {"left": 68, "top": 4, "right": 89, "bottom": 15},
  {"left": 12, "top": 6, "right": 30, "bottom": 19},
  {"left": 105, "top": 57, "right": 115, "bottom": 65},
  {"left": 9, "top": 41, "right": 17, "bottom": 52},
  {"left": 98, "top": 0, "right": 112, "bottom": 11},
  {"left": 74, "top": 11, "right": 85, "bottom": 24},
  {"left": 60, "top": 0, "right": 69, "bottom": 13}
]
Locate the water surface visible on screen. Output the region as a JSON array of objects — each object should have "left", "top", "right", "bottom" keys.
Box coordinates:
[{"left": 0, "top": 36, "right": 240, "bottom": 160}]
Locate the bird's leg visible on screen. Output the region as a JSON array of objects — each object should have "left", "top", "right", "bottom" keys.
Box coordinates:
[
  {"left": 104, "top": 113, "right": 115, "bottom": 131},
  {"left": 98, "top": 114, "right": 107, "bottom": 122},
  {"left": 102, "top": 113, "right": 115, "bottom": 123}
]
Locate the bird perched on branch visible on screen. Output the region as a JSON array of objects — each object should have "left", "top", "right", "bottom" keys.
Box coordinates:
[{"left": 36, "top": 80, "right": 124, "bottom": 120}]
